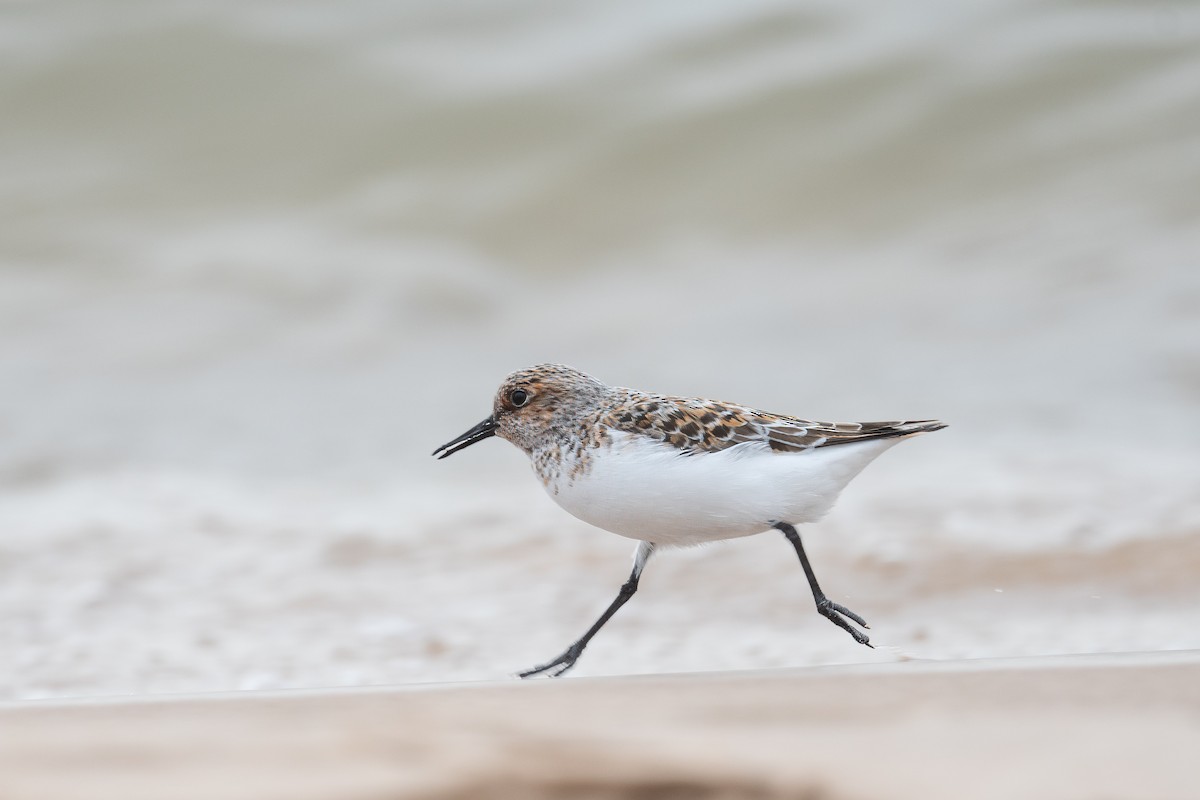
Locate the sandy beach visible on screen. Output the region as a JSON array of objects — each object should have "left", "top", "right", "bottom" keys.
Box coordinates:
[{"left": 2, "top": 650, "right": 1197, "bottom": 800}]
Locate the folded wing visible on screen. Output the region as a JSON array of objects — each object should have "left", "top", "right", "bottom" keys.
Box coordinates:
[{"left": 604, "top": 394, "right": 945, "bottom": 455}]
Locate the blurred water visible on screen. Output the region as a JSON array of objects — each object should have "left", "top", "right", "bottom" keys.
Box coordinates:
[{"left": 1, "top": 0, "right": 1198, "bottom": 698}]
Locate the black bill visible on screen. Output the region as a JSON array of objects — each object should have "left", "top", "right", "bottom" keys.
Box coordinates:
[{"left": 432, "top": 416, "right": 498, "bottom": 459}]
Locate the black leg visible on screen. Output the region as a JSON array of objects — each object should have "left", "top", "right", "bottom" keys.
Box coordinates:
[
  {"left": 773, "top": 522, "right": 872, "bottom": 648},
  {"left": 519, "top": 541, "right": 655, "bottom": 678}
]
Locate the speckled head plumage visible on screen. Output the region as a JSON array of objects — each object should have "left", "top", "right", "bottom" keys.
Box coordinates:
[
  {"left": 490, "top": 364, "right": 611, "bottom": 453},
  {"left": 431, "top": 364, "right": 614, "bottom": 461}
]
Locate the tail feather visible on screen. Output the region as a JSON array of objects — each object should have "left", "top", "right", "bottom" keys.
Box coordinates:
[{"left": 814, "top": 419, "right": 947, "bottom": 449}]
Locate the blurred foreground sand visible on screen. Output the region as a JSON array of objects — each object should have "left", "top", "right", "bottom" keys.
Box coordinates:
[{"left": 1, "top": 651, "right": 1197, "bottom": 800}]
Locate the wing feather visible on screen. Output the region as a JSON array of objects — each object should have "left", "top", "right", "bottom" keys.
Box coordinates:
[{"left": 602, "top": 393, "right": 945, "bottom": 454}]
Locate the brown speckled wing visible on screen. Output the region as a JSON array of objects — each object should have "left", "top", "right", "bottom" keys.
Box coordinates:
[{"left": 603, "top": 394, "right": 944, "bottom": 455}]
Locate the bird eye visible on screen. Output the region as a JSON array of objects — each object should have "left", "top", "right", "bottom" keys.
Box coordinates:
[{"left": 509, "top": 388, "right": 529, "bottom": 407}]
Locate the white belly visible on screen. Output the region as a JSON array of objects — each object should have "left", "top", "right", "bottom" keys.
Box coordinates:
[{"left": 544, "top": 430, "right": 902, "bottom": 546}]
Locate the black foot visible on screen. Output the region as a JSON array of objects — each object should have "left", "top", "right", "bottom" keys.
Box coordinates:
[
  {"left": 817, "top": 598, "right": 873, "bottom": 648},
  {"left": 517, "top": 643, "right": 584, "bottom": 679}
]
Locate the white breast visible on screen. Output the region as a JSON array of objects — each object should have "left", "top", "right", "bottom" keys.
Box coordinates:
[{"left": 543, "top": 430, "right": 903, "bottom": 546}]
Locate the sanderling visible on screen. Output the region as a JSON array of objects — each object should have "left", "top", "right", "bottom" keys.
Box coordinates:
[{"left": 433, "top": 364, "right": 945, "bottom": 678}]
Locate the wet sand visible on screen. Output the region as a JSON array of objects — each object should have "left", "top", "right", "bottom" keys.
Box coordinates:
[{"left": 2, "top": 651, "right": 1196, "bottom": 800}]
